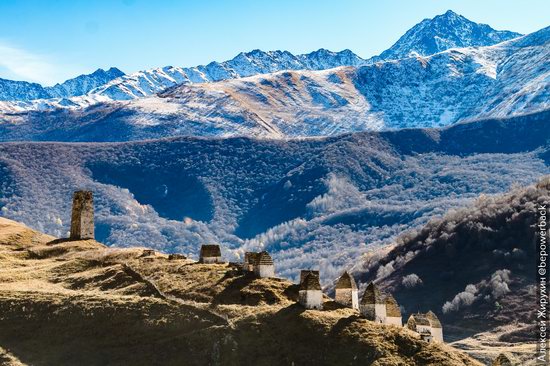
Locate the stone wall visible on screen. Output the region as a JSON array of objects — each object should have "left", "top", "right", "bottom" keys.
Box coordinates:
[
  {"left": 335, "top": 288, "right": 359, "bottom": 309},
  {"left": 385, "top": 316, "right": 403, "bottom": 327},
  {"left": 430, "top": 327, "right": 443, "bottom": 342},
  {"left": 299, "top": 290, "right": 322, "bottom": 309},
  {"left": 201, "top": 256, "right": 222, "bottom": 264},
  {"left": 360, "top": 303, "right": 386, "bottom": 323},
  {"left": 255, "top": 264, "right": 275, "bottom": 278}
]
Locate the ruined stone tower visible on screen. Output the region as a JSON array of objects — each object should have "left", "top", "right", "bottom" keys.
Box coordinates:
[{"left": 70, "top": 190, "right": 94, "bottom": 240}]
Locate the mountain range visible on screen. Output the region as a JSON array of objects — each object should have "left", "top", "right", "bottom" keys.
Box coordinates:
[
  {"left": 0, "top": 24, "right": 547, "bottom": 141},
  {"left": 0, "top": 10, "right": 547, "bottom": 363},
  {"left": 0, "top": 10, "right": 526, "bottom": 115},
  {"left": 1, "top": 10, "right": 545, "bottom": 281},
  {"left": 90, "top": 48, "right": 366, "bottom": 101},
  {"left": 0, "top": 67, "right": 124, "bottom": 102},
  {"left": 0, "top": 49, "right": 365, "bottom": 104}
]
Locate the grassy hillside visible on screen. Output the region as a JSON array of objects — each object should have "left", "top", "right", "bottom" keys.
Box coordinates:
[{"left": 0, "top": 217, "right": 481, "bottom": 366}]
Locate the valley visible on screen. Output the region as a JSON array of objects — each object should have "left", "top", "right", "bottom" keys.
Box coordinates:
[{"left": 0, "top": 111, "right": 547, "bottom": 285}]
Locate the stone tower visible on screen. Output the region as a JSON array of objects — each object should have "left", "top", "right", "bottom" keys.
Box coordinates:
[
  {"left": 298, "top": 272, "right": 323, "bottom": 310},
  {"left": 254, "top": 251, "right": 275, "bottom": 278},
  {"left": 406, "top": 311, "right": 444, "bottom": 342},
  {"left": 199, "top": 244, "right": 222, "bottom": 263},
  {"left": 70, "top": 190, "right": 94, "bottom": 240},
  {"left": 335, "top": 271, "right": 359, "bottom": 309},
  {"left": 359, "top": 282, "right": 386, "bottom": 323}
]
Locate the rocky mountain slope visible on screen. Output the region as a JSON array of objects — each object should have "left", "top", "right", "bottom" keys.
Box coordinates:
[
  {"left": 0, "top": 78, "right": 51, "bottom": 102},
  {"left": 1, "top": 25, "right": 547, "bottom": 141},
  {"left": 0, "top": 217, "right": 482, "bottom": 366},
  {"left": 45, "top": 67, "right": 125, "bottom": 99},
  {"left": 377, "top": 10, "right": 521, "bottom": 60},
  {"left": 0, "top": 68, "right": 124, "bottom": 102},
  {"left": 353, "top": 177, "right": 549, "bottom": 364},
  {"left": 0, "top": 111, "right": 548, "bottom": 284}
]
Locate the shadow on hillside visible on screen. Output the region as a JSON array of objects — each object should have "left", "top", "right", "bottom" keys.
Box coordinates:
[
  {"left": 329, "top": 315, "right": 362, "bottom": 336},
  {"left": 272, "top": 302, "right": 307, "bottom": 318},
  {"left": 0, "top": 294, "right": 226, "bottom": 366},
  {"left": 322, "top": 300, "right": 349, "bottom": 311},
  {"left": 211, "top": 274, "right": 294, "bottom": 306}
]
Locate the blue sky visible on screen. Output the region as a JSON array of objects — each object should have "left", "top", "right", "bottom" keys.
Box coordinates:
[{"left": 0, "top": 0, "right": 548, "bottom": 85}]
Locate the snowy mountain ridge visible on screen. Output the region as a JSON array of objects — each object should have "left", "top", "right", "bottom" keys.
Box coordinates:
[
  {"left": 81, "top": 48, "right": 366, "bottom": 101},
  {"left": 92, "top": 10, "right": 520, "bottom": 103},
  {"left": 0, "top": 67, "right": 124, "bottom": 102},
  {"left": 0, "top": 25, "right": 546, "bottom": 141},
  {"left": 0, "top": 49, "right": 365, "bottom": 106},
  {"left": 45, "top": 67, "right": 125, "bottom": 98},
  {"left": 0, "top": 10, "right": 522, "bottom": 109}
]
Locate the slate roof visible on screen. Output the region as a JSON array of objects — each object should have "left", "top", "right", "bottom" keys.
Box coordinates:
[
  {"left": 245, "top": 252, "right": 260, "bottom": 264},
  {"left": 200, "top": 244, "right": 221, "bottom": 258},
  {"left": 408, "top": 313, "right": 430, "bottom": 326},
  {"left": 255, "top": 251, "right": 274, "bottom": 266},
  {"left": 385, "top": 294, "right": 401, "bottom": 317},
  {"left": 426, "top": 310, "right": 442, "bottom": 328},
  {"left": 300, "top": 273, "right": 321, "bottom": 291},
  {"left": 300, "top": 270, "right": 319, "bottom": 285},
  {"left": 360, "top": 282, "right": 384, "bottom": 304},
  {"left": 335, "top": 271, "right": 357, "bottom": 290}
]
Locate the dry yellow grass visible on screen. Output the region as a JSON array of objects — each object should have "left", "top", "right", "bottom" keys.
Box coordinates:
[
  {"left": 0, "top": 217, "right": 483, "bottom": 366},
  {"left": 0, "top": 346, "right": 25, "bottom": 366}
]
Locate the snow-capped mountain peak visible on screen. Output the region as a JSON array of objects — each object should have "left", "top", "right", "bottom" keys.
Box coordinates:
[
  {"left": 45, "top": 67, "right": 125, "bottom": 98},
  {"left": 378, "top": 10, "right": 522, "bottom": 60}
]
